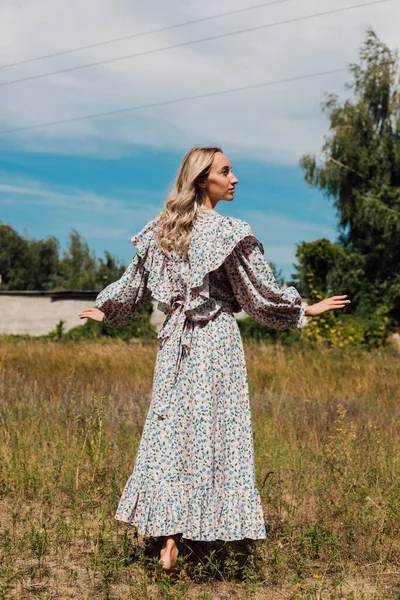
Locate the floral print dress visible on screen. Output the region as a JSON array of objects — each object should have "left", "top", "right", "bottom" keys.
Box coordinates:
[{"left": 95, "top": 205, "right": 306, "bottom": 541}]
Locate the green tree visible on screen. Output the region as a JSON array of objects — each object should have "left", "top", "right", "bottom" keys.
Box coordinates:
[
  {"left": 52, "top": 230, "right": 126, "bottom": 291},
  {"left": 0, "top": 223, "right": 128, "bottom": 292},
  {"left": 0, "top": 223, "right": 30, "bottom": 290},
  {"left": 292, "top": 239, "right": 345, "bottom": 300},
  {"left": 299, "top": 28, "right": 400, "bottom": 329},
  {"left": 0, "top": 223, "right": 59, "bottom": 290},
  {"left": 97, "top": 251, "right": 127, "bottom": 289},
  {"left": 28, "top": 237, "right": 60, "bottom": 290},
  {"left": 52, "top": 230, "right": 98, "bottom": 290}
]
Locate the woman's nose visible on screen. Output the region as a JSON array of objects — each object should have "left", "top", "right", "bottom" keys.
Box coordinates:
[{"left": 231, "top": 172, "right": 239, "bottom": 184}]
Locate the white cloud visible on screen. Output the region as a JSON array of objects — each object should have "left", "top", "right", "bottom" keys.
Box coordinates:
[{"left": 0, "top": 0, "right": 398, "bottom": 163}]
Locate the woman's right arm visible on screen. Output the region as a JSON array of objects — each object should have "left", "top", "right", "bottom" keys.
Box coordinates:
[{"left": 79, "top": 253, "right": 152, "bottom": 328}]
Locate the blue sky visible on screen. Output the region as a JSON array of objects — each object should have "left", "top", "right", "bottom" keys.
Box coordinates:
[
  {"left": 0, "top": 147, "right": 337, "bottom": 280},
  {"left": 0, "top": 0, "right": 397, "bottom": 282}
]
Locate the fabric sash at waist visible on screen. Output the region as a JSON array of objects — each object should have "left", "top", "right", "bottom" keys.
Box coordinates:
[{"left": 156, "top": 299, "right": 235, "bottom": 401}]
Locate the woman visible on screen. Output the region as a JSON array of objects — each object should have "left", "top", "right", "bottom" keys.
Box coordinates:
[{"left": 79, "top": 146, "right": 350, "bottom": 573}]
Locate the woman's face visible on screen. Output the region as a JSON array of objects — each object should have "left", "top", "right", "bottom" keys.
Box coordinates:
[{"left": 202, "top": 152, "right": 239, "bottom": 204}]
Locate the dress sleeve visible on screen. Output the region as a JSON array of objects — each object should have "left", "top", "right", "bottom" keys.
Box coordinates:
[
  {"left": 95, "top": 253, "right": 153, "bottom": 328},
  {"left": 224, "top": 237, "right": 306, "bottom": 330}
]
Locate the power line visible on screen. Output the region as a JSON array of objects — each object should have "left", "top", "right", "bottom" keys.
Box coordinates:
[
  {"left": 0, "top": 67, "right": 346, "bottom": 136},
  {"left": 0, "top": 0, "right": 293, "bottom": 70},
  {"left": 0, "top": 0, "right": 390, "bottom": 88}
]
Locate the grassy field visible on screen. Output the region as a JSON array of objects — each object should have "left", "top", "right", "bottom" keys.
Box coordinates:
[{"left": 1, "top": 339, "right": 400, "bottom": 599}]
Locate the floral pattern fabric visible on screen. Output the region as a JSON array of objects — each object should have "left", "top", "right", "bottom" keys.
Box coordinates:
[{"left": 95, "top": 206, "right": 306, "bottom": 541}]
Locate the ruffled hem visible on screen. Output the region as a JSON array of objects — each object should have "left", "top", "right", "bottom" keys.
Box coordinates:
[{"left": 114, "top": 480, "right": 267, "bottom": 541}]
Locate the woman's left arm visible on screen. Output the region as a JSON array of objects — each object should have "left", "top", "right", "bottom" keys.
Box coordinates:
[
  {"left": 224, "top": 237, "right": 306, "bottom": 330},
  {"left": 224, "top": 237, "right": 350, "bottom": 329}
]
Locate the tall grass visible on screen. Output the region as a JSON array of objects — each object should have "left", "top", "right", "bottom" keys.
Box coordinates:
[{"left": 1, "top": 339, "right": 399, "bottom": 599}]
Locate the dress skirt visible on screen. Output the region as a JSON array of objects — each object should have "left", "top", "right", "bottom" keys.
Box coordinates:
[{"left": 114, "top": 308, "right": 267, "bottom": 541}]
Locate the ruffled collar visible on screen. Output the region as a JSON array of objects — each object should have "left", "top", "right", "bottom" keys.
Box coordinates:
[{"left": 130, "top": 212, "right": 260, "bottom": 317}]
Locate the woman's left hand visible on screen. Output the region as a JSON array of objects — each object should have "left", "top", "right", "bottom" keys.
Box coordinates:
[{"left": 305, "top": 295, "right": 351, "bottom": 317}]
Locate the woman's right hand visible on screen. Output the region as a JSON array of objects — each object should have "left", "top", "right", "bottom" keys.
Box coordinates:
[
  {"left": 78, "top": 307, "right": 105, "bottom": 322},
  {"left": 305, "top": 295, "right": 351, "bottom": 317}
]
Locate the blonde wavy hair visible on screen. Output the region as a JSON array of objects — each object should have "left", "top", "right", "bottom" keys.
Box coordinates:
[{"left": 154, "top": 146, "right": 222, "bottom": 255}]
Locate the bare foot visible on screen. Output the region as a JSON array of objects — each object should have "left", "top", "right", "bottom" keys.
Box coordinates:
[{"left": 160, "top": 534, "right": 181, "bottom": 572}]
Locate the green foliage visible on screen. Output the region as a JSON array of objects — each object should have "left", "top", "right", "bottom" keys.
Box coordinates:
[
  {"left": 237, "top": 317, "right": 302, "bottom": 345},
  {"left": 51, "top": 230, "right": 126, "bottom": 291},
  {"left": 243, "top": 31, "right": 399, "bottom": 347},
  {"left": 0, "top": 223, "right": 59, "bottom": 290},
  {"left": 298, "top": 29, "right": 400, "bottom": 340},
  {"left": 291, "top": 238, "right": 345, "bottom": 298},
  {"left": 294, "top": 255, "right": 390, "bottom": 348},
  {"left": 0, "top": 222, "right": 126, "bottom": 291}
]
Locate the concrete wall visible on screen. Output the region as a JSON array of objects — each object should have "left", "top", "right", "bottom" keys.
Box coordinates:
[
  {"left": 0, "top": 292, "right": 249, "bottom": 336},
  {"left": 0, "top": 293, "right": 100, "bottom": 336}
]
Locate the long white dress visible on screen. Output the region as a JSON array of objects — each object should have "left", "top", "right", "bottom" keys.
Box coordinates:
[{"left": 95, "top": 206, "right": 306, "bottom": 541}]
